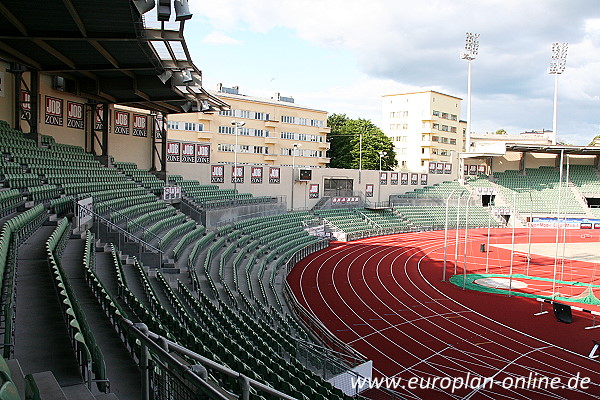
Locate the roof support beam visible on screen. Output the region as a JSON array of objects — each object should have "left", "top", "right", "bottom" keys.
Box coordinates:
[
  {"left": 62, "top": 0, "right": 87, "bottom": 37},
  {"left": 0, "top": 3, "right": 28, "bottom": 35},
  {"left": 0, "top": 43, "right": 42, "bottom": 70}
]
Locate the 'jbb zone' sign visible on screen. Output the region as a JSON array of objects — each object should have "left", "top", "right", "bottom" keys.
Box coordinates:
[
  {"left": 114, "top": 111, "right": 129, "bottom": 135},
  {"left": 181, "top": 143, "right": 195, "bottom": 163},
  {"left": 67, "top": 101, "right": 84, "bottom": 130},
  {"left": 132, "top": 114, "right": 148, "bottom": 137},
  {"left": 196, "top": 144, "right": 210, "bottom": 163},
  {"left": 166, "top": 141, "right": 181, "bottom": 162},
  {"left": 45, "top": 96, "right": 63, "bottom": 126}
]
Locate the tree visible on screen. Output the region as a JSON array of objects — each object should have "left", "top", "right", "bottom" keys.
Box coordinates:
[
  {"left": 495, "top": 129, "right": 507, "bottom": 135},
  {"left": 327, "top": 114, "right": 397, "bottom": 170},
  {"left": 588, "top": 135, "right": 600, "bottom": 146}
]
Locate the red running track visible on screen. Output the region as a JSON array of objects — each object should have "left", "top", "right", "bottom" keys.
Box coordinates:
[{"left": 287, "top": 229, "right": 600, "bottom": 400}]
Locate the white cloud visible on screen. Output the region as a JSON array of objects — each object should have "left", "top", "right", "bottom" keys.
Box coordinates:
[
  {"left": 202, "top": 31, "right": 242, "bottom": 45},
  {"left": 190, "top": 0, "right": 600, "bottom": 144}
]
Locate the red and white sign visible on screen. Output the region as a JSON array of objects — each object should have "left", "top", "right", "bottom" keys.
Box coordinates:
[
  {"left": 154, "top": 113, "right": 164, "bottom": 139},
  {"left": 411, "top": 173, "right": 419, "bottom": 185},
  {"left": 45, "top": 96, "right": 63, "bottom": 126},
  {"left": 181, "top": 142, "right": 195, "bottom": 163},
  {"left": 251, "top": 166, "right": 263, "bottom": 184},
  {"left": 420, "top": 173, "right": 428, "bottom": 186},
  {"left": 269, "top": 167, "right": 280, "bottom": 184},
  {"left": 211, "top": 165, "right": 224, "bottom": 183},
  {"left": 444, "top": 163, "right": 452, "bottom": 174},
  {"left": 390, "top": 172, "right": 398, "bottom": 185},
  {"left": 309, "top": 183, "right": 319, "bottom": 198},
  {"left": 401, "top": 173, "right": 409, "bottom": 185},
  {"left": 365, "top": 184, "right": 374, "bottom": 197},
  {"left": 429, "top": 162, "right": 436, "bottom": 174},
  {"left": 232, "top": 165, "right": 244, "bottom": 184},
  {"left": 436, "top": 162, "right": 444, "bottom": 174},
  {"left": 21, "top": 90, "right": 31, "bottom": 121},
  {"left": 114, "top": 110, "right": 129, "bottom": 135},
  {"left": 166, "top": 141, "right": 181, "bottom": 162},
  {"left": 478, "top": 165, "right": 486, "bottom": 174},
  {"left": 132, "top": 114, "right": 148, "bottom": 137},
  {"left": 380, "top": 172, "right": 387, "bottom": 185},
  {"left": 94, "top": 104, "right": 103, "bottom": 131},
  {"left": 66, "top": 101, "right": 84, "bottom": 130},
  {"left": 196, "top": 144, "right": 210, "bottom": 163}
]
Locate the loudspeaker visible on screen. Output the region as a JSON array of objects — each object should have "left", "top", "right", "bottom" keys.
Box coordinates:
[
  {"left": 553, "top": 303, "right": 572, "bottom": 324},
  {"left": 157, "top": 0, "right": 171, "bottom": 21},
  {"left": 132, "top": 0, "right": 155, "bottom": 15},
  {"left": 174, "top": 0, "right": 193, "bottom": 21}
]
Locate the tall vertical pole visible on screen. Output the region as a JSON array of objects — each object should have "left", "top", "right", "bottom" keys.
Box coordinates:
[
  {"left": 462, "top": 192, "right": 472, "bottom": 289},
  {"left": 443, "top": 189, "right": 457, "bottom": 281},
  {"left": 234, "top": 124, "right": 238, "bottom": 202},
  {"left": 508, "top": 191, "right": 517, "bottom": 296},
  {"left": 466, "top": 59, "right": 473, "bottom": 152},
  {"left": 526, "top": 191, "right": 533, "bottom": 275},
  {"left": 552, "top": 149, "right": 564, "bottom": 300},
  {"left": 552, "top": 73, "right": 559, "bottom": 145},
  {"left": 548, "top": 42, "right": 568, "bottom": 146},
  {"left": 461, "top": 32, "right": 479, "bottom": 153},
  {"left": 454, "top": 193, "right": 462, "bottom": 270},
  {"left": 485, "top": 205, "right": 491, "bottom": 273},
  {"left": 359, "top": 133, "right": 363, "bottom": 184}
]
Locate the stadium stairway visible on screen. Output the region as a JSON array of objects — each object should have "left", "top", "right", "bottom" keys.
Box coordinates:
[
  {"left": 13, "top": 224, "right": 82, "bottom": 386},
  {"left": 59, "top": 237, "right": 140, "bottom": 400}
]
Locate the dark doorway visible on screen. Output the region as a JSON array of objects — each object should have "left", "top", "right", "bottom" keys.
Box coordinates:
[{"left": 324, "top": 178, "right": 354, "bottom": 197}]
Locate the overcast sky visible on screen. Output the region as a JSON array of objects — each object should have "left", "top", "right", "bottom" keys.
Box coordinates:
[{"left": 183, "top": 1, "right": 600, "bottom": 145}]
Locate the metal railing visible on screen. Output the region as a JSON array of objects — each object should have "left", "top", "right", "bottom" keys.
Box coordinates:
[{"left": 78, "top": 203, "right": 164, "bottom": 267}]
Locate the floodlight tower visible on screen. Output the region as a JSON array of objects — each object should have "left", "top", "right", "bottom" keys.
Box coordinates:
[
  {"left": 548, "top": 42, "right": 568, "bottom": 145},
  {"left": 461, "top": 32, "right": 479, "bottom": 153}
]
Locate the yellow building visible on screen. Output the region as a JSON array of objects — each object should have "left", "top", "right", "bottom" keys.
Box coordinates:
[
  {"left": 167, "top": 84, "right": 330, "bottom": 168},
  {"left": 381, "top": 91, "right": 466, "bottom": 172}
]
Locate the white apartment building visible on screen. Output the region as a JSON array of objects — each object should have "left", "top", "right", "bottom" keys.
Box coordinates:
[{"left": 382, "top": 91, "right": 466, "bottom": 172}]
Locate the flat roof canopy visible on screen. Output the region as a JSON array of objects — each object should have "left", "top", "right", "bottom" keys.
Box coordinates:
[{"left": 0, "top": 0, "right": 228, "bottom": 114}]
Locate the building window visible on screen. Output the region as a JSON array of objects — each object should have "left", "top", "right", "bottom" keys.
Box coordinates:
[
  {"left": 218, "top": 126, "right": 235, "bottom": 134},
  {"left": 441, "top": 112, "right": 449, "bottom": 119},
  {"left": 421, "top": 148, "right": 425, "bottom": 154},
  {"left": 441, "top": 125, "right": 449, "bottom": 132},
  {"left": 217, "top": 143, "right": 235, "bottom": 152},
  {"left": 433, "top": 123, "right": 440, "bottom": 130},
  {"left": 440, "top": 149, "right": 449, "bottom": 156},
  {"left": 432, "top": 136, "right": 439, "bottom": 142},
  {"left": 402, "top": 161, "right": 407, "bottom": 167},
  {"left": 450, "top": 138, "right": 457, "bottom": 145},
  {"left": 422, "top": 134, "right": 429, "bottom": 141},
  {"left": 433, "top": 110, "right": 440, "bottom": 117},
  {"left": 441, "top": 137, "right": 449, "bottom": 144},
  {"left": 450, "top": 127, "right": 457, "bottom": 133},
  {"left": 450, "top": 114, "right": 458, "bottom": 121},
  {"left": 219, "top": 109, "right": 270, "bottom": 121},
  {"left": 281, "top": 115, "right": 324, "bottom": 127}
]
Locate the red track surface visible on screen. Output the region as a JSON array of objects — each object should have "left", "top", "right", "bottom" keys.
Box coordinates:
[{"left": 287, "top": 229, "right": 600, "bottom": 399}]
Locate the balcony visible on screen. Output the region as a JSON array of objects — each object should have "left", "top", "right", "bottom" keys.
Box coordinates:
[
  {"left": 318, "top": 141, "right": 330, "bottom": 149},
  {"left": 263, "top": 154, "right": 277, "bottom": 161},
  {"left": 264, "top": 136, "right": 277, "bottom": 144},
  {"left": 197, "top": 131, "right": 214, "bottom": 140},
  {"left": 265, "top": 120, "right": 278, "bottom": 128},
  {"left": 319, "top": 126, "right": 331, "bottom": 134}
]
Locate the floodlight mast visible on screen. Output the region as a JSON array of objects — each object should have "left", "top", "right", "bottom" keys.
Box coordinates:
[
  {"left": 461, "top": 32, "right": 479, "bottom": 154},
  {"left": 548, "top": 42, "right": 568, "bottom": 145}
]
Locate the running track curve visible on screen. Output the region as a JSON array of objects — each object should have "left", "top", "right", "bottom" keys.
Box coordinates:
[{"left": 287, "top": 229, "right": 600, "bottom": 400}]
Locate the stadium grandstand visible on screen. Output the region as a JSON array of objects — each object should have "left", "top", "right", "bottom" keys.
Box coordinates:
[{"left": 0, "top": 2, "right": 600, "bottom": 400}]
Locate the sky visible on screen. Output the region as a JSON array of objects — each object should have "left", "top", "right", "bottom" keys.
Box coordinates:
[{"left": 182, "top": 0, "right": 600, "bottom": 145}]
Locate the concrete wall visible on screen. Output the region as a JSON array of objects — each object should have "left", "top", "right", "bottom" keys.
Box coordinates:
[{"left": 167, "top": 159, "right": 456, "bottom": 211}]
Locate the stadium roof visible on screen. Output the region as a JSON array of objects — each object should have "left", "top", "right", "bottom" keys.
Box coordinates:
[
  {"left": 0, "top": 0, "right": 228, "bottom": 114},
  {"left": 505, "top": 144, "right": 600, "bottom": 155}
]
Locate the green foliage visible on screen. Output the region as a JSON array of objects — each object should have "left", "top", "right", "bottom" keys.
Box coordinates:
[
  {"left": 495, "top": 129, "right": 507, "bottom": 135},
  {"left": 327, "top": 114, "right": 397, "bottom": 171}
]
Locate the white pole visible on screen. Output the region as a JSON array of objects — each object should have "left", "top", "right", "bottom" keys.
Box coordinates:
[
  {"left": 462, "top": 191, "right": 472, "bottom": 289},
  {"left": 526, "top": 191, "right": 533, "bottom": 275},
  {"left": 560, "top": 156, "right": 570, "bottom": 281},
  {"left": 291, "top": 143, "right": 298, "bottom": 211},
  {"left": 454, "top": 193, "right": 462, "bottom": 272},
  {"left": 552, "top": 149, "right": 564, "bottom": 300},
  {"left": 552, "top": 73, "right": 559, "bottom": 145},
  {"left": 359, "top": 133, "right": 363, "bottom": 184},
  {"left": 443, "top": 189, "right": 457, "bottom": 281},
  {"left": 485, "top": 205, "right": 491, "bottom": 273},
  {"left": 508, "top": 191, "right": 516, "bottom": 296},
  {"left": 466, "top": 59, "right": 473, "bottom": 152}
]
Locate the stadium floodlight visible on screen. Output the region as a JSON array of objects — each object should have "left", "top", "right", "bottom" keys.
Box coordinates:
[
  {"left": 231, "top": 120, "right": 246, "bottom": 202},
  {"left": 133, "top": 0, "right": 156, "bottom": 15},
  {"left": 174, "top": 0, "right": 192, "bottom": 21},
  {"left": 548, "top": 42, "right": 568, "bottom": 145},
  {"left": 157, "top": 0, "right": 171, "bottom": 21},
  {"left": 460, "top": 32, "right": 479, "bottom": 153},
  {"left": 158, "top": 69, "right": 172, "bottom": 84}
]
